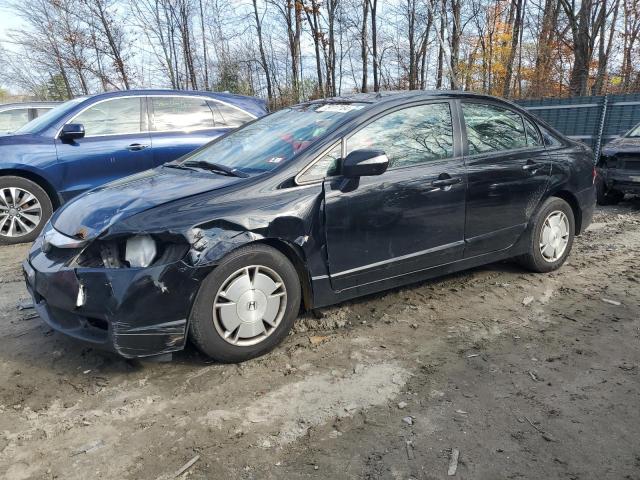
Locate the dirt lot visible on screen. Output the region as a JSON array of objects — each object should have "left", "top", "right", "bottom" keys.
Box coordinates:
[{"left": 1, "top": 201, "right": 639, "bottom": 480}]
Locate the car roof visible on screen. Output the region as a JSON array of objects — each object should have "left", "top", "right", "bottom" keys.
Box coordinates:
[
  {"left": 85, "top": 89, "right": 256, "bottom": 103},
  {"left": 78, "top": 89, "right": 267, "bottom": 117},
  {"left": 0, "top": 101, "right": 60, "bottom": 110},
  {"left": 313, "top": 89, "right": 524, "bottom": 108},
  {"left": 307, "top": 89, "right": 564, "bottom": 134}
]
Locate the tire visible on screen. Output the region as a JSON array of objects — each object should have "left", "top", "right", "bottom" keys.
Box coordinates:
[
  {"left": 517, "top": 197, "right": 575, "bottom": 273},
  {"left": 596, "top": 175, "right": 624, "bottom": 205},
  {"left": 189, "top": 244, "right": 301, "bottom": 363},
  {"left": 0, "top": 176, "right": 53, "bottom": 245}
]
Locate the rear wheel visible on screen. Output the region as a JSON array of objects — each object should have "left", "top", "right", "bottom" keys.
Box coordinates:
[
  {"left": 189, "top": 244, "right": 301, "bottom": 363},
  {"left": 518, "top": 197, "right": 575, "bottom": 273},
  {"left": 0, "top": 176, "right": 53, "bottom": 245}
]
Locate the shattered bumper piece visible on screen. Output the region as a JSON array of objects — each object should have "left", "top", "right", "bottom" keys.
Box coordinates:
[{"left": 22, "top": 255, "right": 209, "bottom": 358}]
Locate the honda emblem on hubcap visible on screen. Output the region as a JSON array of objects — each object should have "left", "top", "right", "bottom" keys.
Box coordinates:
[{"left": 247, "top": 300, "right": 257, "bottom": 311}]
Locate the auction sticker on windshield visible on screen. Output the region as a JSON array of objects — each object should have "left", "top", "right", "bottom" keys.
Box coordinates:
[{"left": 316, "top": 104, "right": 365, "bottom": 113}]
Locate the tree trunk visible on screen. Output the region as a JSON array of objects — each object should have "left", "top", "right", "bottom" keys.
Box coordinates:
[
  {"left": 450, "top": 0, "right": 460, "bottom": 89},
  {"left": 408, "top": 0, "right": 418, "bottom": 89},
  {"left": 436, "top": 9, "right": 444, "bottom": 89},
  {"left": 369, "top": 0, "right": 379, "bottom": 92},
  {"left": 253, "top": 0, "right": 274, "bottom": 104},
  {"left": 502, "top": 0, "right": 523, "bottom": 97},
  {"left": 199, "top": 0, "right": 209, "bottom": 90},
  {"left": 531, "top": 0, "right": 560, "bottom": 97},
  {"left": 361, "top": 0, "right": 369, "bottom": 92}
]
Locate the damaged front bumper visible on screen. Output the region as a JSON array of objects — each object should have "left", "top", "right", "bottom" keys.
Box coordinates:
[
  {"left": 23, "top": 242, "right": 209, "bottom": 358},
  {"left": 598, "top": 167, "right": 640, "bottom": 195}
]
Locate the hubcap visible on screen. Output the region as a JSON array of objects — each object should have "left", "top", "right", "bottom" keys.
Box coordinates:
[
  {"left": 213, "top": 265, "right": 287, "bottom": 346},
  {"left": 539, "top": 210, "right": 569, "bottom": 262},
  {"left": 0, "top": 187, "right": 42, "bottom": 238}
]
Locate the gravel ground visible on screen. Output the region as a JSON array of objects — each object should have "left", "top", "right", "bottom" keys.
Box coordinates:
[{"left": 0, "top": 200, "right": 639, "bottom": 480}]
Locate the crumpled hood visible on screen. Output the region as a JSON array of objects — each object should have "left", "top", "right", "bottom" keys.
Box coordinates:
[
  {"left": 53, "top": 167, "right": 243, "bottom": 240},
  {"left": 0, "top": 133, "right": 39, "bottom": 145}
]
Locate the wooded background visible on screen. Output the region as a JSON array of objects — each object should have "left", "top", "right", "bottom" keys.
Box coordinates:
[{"left": 0, "top": 0, "right": 638, "bottom": 107}]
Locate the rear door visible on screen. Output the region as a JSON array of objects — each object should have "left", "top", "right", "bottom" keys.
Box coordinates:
[
  {"left": 54, "top": 96, "right": 153, "bottom": 200},
  {"left": 322, "top": 101, "right": 467, "bottom": 291},
  {"left": 460, "top": 101, "right": 551, "bottom": 257}
]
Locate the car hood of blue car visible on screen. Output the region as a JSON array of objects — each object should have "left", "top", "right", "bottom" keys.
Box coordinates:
[
  {"left": 52, "top": 167, "right": 245, "bottom": 240},
  {"left": 0, "top": 133, "right": 42, "bottom": 145}
]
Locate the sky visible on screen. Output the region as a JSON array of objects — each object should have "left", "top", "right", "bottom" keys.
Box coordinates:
[{"left": 0, "top": 4, "right": 24, "bottom": 49}]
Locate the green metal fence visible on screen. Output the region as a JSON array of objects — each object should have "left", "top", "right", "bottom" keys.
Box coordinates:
[{"left": 516, "top": 93, "right": 640, "bottom": 157}]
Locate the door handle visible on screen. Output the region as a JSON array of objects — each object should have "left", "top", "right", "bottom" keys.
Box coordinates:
[
  {"left": 522, "top": 161, "right": 538, "bottom": 171},
  {"left": 127, "top": 143, "right": 149, "bottom": 151},
  {"left": 431, "top": 177, "right": 462, "bottom": 188}
]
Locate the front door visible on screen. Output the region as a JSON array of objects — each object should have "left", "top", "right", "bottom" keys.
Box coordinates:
[
  {"left": 460, "top": 101, "right": 551, "bottom": 257},
  {"left": 323, "top": 102, "right": 467, "bottom": 291},
  {"left": 55, "top": 96, "right": 153, "bottom": 201}
]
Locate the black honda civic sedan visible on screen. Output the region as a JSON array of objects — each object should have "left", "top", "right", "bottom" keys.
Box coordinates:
[{"left": 23, "top": 91, "right": 596, "bottom": 362}]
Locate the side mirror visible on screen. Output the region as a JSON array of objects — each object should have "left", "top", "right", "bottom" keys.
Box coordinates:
[
  {"left": 342, "top": 149, "right": 389, "bottom": 178},
  {"left": 60, "top": 123, "right": 85, "bottom": 140}
]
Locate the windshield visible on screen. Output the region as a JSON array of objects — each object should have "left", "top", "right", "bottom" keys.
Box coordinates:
[
  {"left": 627, "top": 123, "right": 640, "bottom": 137},
  {"left": 178, "top": 102, "right": 366, "bottom": 174},
  {"left": 14, "top": 97, "right": 85, "bottom": 134}
]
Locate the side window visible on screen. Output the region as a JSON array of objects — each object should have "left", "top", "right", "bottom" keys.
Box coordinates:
[
  {"left": 210, "top": 102, "right": 255, "bottom": 128},
  {"left": 152, "top": 97, "right": 214, "bottom": 131},
  {"left": 73, "top": 97, "right": 142, "bottom": 136},
  {"left": 0, "top": 108, "right": 29, "bottom": 132},
  {"left": 462, "top": 103, "right": 527, "bottom": 154},
  {"left": 524, "top": 117, "right": 543, "bottom": 146},
  {"left": 297, "top": 143, "right": 342, "bottom": 184},
  {"left": 346, "top": 103, "right": 454, "bottom": 169}
]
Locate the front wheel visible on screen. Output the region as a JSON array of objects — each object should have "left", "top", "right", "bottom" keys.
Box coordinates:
[
  {"left": 517, "top": 197, "right": 575, "bottom": 273},
  {"left": 189, "top": 244, "right": 301, "bottom": 363},
  {"left": 0, "top": 176, "right": 53, "bottom": 245}
]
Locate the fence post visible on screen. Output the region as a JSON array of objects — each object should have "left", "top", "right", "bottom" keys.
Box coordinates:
[{"left": 594, "top": 94, "right": 609, "bottom": 161}]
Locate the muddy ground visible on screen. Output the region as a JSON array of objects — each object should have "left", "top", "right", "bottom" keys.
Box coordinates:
[{"left": 1, "top": 200, "right": 639, "bottom": 480}]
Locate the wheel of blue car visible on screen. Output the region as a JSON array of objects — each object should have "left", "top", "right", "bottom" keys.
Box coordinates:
[
  {"left": 0, "top": 176, "right": 53, "bottom": 245},
  {"left": 189, "top": 244, "right": 302, "bottom": 363}
]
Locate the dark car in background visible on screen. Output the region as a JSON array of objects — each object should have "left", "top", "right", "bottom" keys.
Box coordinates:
[
  {"left": 23, "top": 91, "right": 596, "bottom": 363},
  {"left": 0, "top": 101, "right": 59, "bottom": 133},
  {"left": 0, "top": 90, "right": 267, "bottom": 244},
  {"left": 596, "top": 122, "right": 640, "bottom": 204}
]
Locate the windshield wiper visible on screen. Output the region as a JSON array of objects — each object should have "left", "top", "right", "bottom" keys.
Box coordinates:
[
  {"left": 164, "top": 163, "right": 198, "bottom": 172},
  {"left": 182, "top": 160, "right": 249, "bottom": 178}
]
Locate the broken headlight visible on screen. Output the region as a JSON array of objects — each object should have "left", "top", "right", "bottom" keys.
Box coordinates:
[
  {"left": 73, "top": 235, "right": 188, "bottom": 269},
  {"left": 125, "top": 235, "right": 157, "bottom": 268}
]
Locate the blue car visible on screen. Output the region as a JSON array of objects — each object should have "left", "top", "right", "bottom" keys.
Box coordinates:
[{"left": 0, "top": 90, "right": 267, "bottom": 244}]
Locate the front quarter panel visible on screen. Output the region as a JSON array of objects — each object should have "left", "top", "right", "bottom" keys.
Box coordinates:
[
  {"left": 0, "top": 136, "right": 61, "bottom": 179},
  {"left": 108, "top": 179, "right": 329, "bottom": 280}
]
